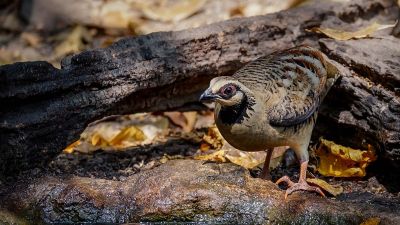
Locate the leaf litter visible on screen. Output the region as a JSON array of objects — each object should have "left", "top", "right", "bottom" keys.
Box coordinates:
[
  {"left": 195, "top": 125, "right": 287, "bottom": 169},
  {"left": 307, "top": 21, "right": 397, "bottom": 41},
  {"left": 64, "top": 113, "right": 169, "bottom": 153}
]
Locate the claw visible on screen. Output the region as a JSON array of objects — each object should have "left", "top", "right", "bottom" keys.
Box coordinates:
[{"left": 275, "top": 175, "right": 295, "bottom": 187}]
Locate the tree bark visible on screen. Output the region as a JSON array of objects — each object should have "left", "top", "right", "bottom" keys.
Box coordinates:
[
  {"left": 1, "top": 0, "right": 399, "bottom": 178},
  {"left": 2, "top": 160, "right": 400, "bottom": 224}
]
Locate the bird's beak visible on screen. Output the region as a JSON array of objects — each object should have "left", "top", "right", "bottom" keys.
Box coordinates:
[{"left": 199, "top": 89, "right": 219, "bottom": 102}]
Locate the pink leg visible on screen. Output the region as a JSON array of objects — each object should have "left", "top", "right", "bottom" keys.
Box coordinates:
[{"left": 259, "top": 149, "right": 273, "bottom": 180}]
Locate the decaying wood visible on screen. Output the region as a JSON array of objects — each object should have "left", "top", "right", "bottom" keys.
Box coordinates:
[
  {"left": 2, "top": 160, "right": 400, "bottom": 224},
  {"left": 0, "top": 0, "right": 399, "bottom": 178}
]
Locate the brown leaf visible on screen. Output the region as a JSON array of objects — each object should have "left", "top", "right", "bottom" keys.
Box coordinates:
[
  {"left": 360, "top": 217, "right": 381, "bottom": 225},
  {"left": 164, "top": 111, "right": 197, "bottom": 132},
  {"left": 307, "top": 178, "right": 343, "bottom": 196},
  {"left": 194, "top": 150, "right": 227, "bottom": 163},
  {"left": 194, "top": 110, "right": 214, "bottom": 129},
  {"left": 307, "top": 22, "right": 397, "bottom": 40},
  {"left": 21, "top": 32, "right": 41, "bottom": 47},
  {"left": 54, "top": 25, "right": 92, "bottom": 58},
  {"left": 139, "top": 0, "right": 207, "bottom": 22}
]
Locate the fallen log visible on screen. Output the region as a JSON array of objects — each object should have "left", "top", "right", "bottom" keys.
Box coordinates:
[
  {"left": 0, "top": 0, "right": 399, "bottom": 180},
  {"left": 2, "top": 160, "right": 399, "bottom": 224}
]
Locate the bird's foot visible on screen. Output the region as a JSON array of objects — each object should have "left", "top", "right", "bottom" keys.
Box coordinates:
[{"left": 275, "top": 176, "right": 325, "bottom": 199}]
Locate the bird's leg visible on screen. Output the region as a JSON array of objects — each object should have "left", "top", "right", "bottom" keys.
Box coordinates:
[
  {"left": 258, "top": 149, "right": 273, "bottom": 180},
  {"left": 276, "top": 160, "right": 325, "bottom": 198}
]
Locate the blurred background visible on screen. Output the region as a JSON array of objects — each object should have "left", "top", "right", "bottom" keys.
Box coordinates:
[{"left": 0, "top": 0, "right": 348, "bottom": 67}]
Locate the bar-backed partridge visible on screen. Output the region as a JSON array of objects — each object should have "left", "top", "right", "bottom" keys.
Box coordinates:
[{"left": 200, "top": 45, "right": 340, "bottom": 198}]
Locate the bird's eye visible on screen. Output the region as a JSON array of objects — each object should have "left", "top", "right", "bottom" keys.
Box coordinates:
[{"left": 221, "top": 85, "right": 236, "bottom": 96}]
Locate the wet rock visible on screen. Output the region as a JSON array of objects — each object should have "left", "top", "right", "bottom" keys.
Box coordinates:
[{"left": 2, "top": 159, "right": 399, "bottom": 224}]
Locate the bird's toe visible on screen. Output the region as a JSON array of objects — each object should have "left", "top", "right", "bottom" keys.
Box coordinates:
[
  {"left": 284, "top": 181, "right": 326, "bottom": 199},
  {"left": 275, "top": 175, "right": 295, "bottom": 187}
]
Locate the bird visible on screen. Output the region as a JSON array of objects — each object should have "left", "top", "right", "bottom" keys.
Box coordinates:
[{"left": 199, "top": 45, "right": 340, "bottom": 198}]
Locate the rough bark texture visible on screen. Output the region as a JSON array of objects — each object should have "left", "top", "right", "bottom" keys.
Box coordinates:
[
  {"left": 1, "top": 0, "right": 399, "bottom": 180},
  {"left": 1, "top": 160, "right": 399, "bottom": 224}
]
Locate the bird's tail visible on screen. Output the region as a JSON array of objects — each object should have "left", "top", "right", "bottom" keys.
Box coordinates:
[{"left": 320, "top": 57, "right": 342, "bottom": 100}]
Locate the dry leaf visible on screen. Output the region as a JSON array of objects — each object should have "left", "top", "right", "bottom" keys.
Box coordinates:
[
  {"left": 83, "top": 123, "right": 147, "bottom": 151},
  {"left": 360, "top": 217, "right": 381, "bottom": 225},
  {"left": 64, "top": 114, "right": 169, "bottom": 153},
  {"left": 63, "top": 140, "right": 81, "bottom": 154},
  {"left": 223, "top": 144, "right": 288, "bottom": 169},
  {"left": 307, "top": 178, "right": 343, "bottom": 196},
  {"left": 194, "top": 150, "right": 227, "bottom": 163},
  {"left": 54, "top": 25, "right": 92, "bottom": 58},
  {"left": 316, "top": 138, "right": 377, "bottom": 177},
  {"left": 108, "top": 126, "right": 146, "bottom": 148},
  {"left": 201, "top": 125, "right": 224, "bottom": 151},
  {"left": 164, "top": 111, "right": 197, "bottom": 132},
  {"left": 307, "top": 22, "right": 397, "bottom": 40},
  {"left": 194, "top": 110, "right": 215, "bottom": 129},
  {"left": 139, "top": 0, "right": 206, "bottom": 22},
  {"left": 197, "top": 125, "right": 287, "bottom": 169},
  {"left": 99, "top": 1, "right": 133, "bottom": 28},
  {"left": 225, "top": 149, "right": 265, "bottom": 169},
  {"left": 21, "top": 32, "right": 41, "bottom": 47}
]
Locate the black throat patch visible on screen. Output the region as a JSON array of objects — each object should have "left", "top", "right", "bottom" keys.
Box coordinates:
[{"left": 218, "top": 94, "right": 255, "bottom": 125}]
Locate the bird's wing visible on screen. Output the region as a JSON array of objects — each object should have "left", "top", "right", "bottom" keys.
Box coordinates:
[
  {"left": 267, "top": 88, "right": 320, "bottom": 127},
  {"left": 234, "top": 46, "right": 333, "bottom": 127}
]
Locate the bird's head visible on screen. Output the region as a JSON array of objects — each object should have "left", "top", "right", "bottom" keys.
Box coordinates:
[{"left": 199, "top": 76, "right": 247, "bottom": 106}]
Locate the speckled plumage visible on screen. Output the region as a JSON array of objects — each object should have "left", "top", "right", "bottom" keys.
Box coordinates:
[{"left": 200, "top": 45, "right": 340, "bottom": 197}]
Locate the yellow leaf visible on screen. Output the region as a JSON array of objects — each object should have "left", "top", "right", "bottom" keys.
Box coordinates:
[
  {"left": 307, "top": 22, "right": 397, "bottom": 41},
  {"left": 91, "top": 133, "right": 102, "bottom": 146},
  {"left": 194, "top": 150, "right": 227, "bottom": 163},
  {"left": 225, "top": 149, "right": 265, "bottom": 169},
  {"left": 360, "top": 217, "right": 381, "bottom": 225},
  {"left": 307, "top": 178, "right": 343, "bottom": 196},
  {"left": 201, "top": 125, "right": 224, "bottom": 151},
  {"left": 316, "top": 138, "right": 377, "bottom": 177},
  {"left": 200, "top": 143, "right": 211, "bottom": 152},
  {"left": 110, "top": 126, "right": 146, "bottom": 148},
  {"left": 63, "top": 140, "right": 81, "bottom": 154},
  {"left": 68, "top": 113, "right": 169, "bottom": 153}
]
